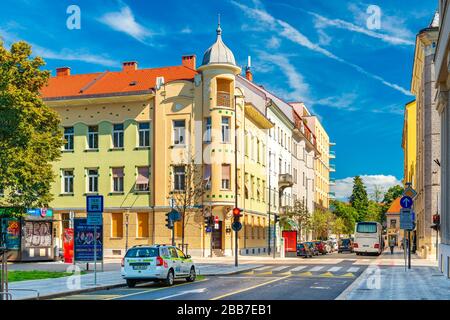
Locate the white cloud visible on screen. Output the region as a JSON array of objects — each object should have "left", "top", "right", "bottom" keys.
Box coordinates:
[
  {"left": 181, "top": 26, "right": 192, "bottom": 34},
  {"left": 256, "top": 51, "right": 310, "bottom": 103},
  {"left": 267, "top": 36, "right": 281, "bottom": 49},
  {"left": 99, "top": 6, "right": 152, "bottom": 43},
  {"left": 310, "top": 11, "right": 415, "bottom": 46},
  {"left": 232, "top": 1, "right": 413, "bottom": 97},
  {"left": 316, "top": 93, "right": 359, "bottom": 111},
  {"left": 332, "top": 175, "right": 402, "bottom": 201},
  {"left": 0, "top": 27, "right": 118, "bottom": 67}
]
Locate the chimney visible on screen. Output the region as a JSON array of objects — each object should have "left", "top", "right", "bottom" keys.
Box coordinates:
[
  {"left": 123, "top": 61, "right": 138, "bottom": 72},
  {"left": 56, "top": 67, "right": 71, "bottom": 77},
  {"left": 245, "top": 56, "right": 253, "bottom": 82},
  {"left": 182, "top": 55, "right": 196, "bottom": 70}
]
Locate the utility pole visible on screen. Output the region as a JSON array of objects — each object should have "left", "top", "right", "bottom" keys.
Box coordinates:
[
  {"left": 125, "top": 211, "right": 130, "bottom": 252},
  {"left": 268, "top": 151, "right": 272, "bottom": 256}
]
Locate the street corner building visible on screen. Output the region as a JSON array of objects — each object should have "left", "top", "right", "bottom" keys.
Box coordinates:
[
  {"left": 39, "top": 23, "right": 333, "bottom": 258},
  {"left": 435, "top": 1, "right": 450, "bottom": 277}
]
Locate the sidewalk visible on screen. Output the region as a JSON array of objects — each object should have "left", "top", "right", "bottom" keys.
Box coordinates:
[
  {"left": 4, "top": 263, "right": 260, "bottom": 300},
  {"left": 337, "top": 250, "right": 450, "bottom": 300}
]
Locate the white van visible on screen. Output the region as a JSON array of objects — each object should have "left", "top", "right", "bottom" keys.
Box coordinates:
[{"left": 353, "top": 222, "right": 383, "bottom": 256}]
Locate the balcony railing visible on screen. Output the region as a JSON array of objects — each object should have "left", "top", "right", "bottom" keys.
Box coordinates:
[
  {"left": 329, "top": 164, "right": 336, "bottom": 172},
  {"left": 217, "top": 91, "right": 231, "bottom": 108},
  {"left": 278, "top": 174, "right": 293, "bottom": 188},
  {"left": 329, "top": 192, "right": 336, "bottom": 198},
  {"left": 329, "top": 151, "right": 336, "bottom": 158}
]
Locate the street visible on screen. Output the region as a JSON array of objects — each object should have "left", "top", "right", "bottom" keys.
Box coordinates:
[{"left": 54, "top": 252, "right": 375, "bottom": 300}]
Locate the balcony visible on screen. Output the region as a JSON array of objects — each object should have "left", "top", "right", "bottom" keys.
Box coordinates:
[
  {"left": 217, "top": 91, "right": 231, "bottom": 108},
  {"left": 329, "top": 164, "right": 336, "bottom": 172},
  {"left": 278, "top": 174, "right": 293, "bottom": 189},
  {"left": 329, "top": 179, "right": 336, "bottom": 186},
  {"left": 293, "top": 118, "right": 316, "bottom": 151},
  {"left": 329, "top": 151, "right": 336, "bottom": 159},
  {"left": 329, "top": 192, "right": 336, "bottom": 198}
]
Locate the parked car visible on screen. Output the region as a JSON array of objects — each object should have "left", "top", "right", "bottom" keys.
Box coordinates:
[
  {"left": 305, "top": 241, "right": 320, "bottom": 256},
  {"left": 324, "top": 240, "right": 333, "bottom": 253},
  {"left": 121, "top": 244, "right": 197, "bottom": 287},
  {"left": 297, "top": 243, "right": 313, "bottom": 258},
  {"left": 338, "top": 238, "right": 354, "bottom": 253},
  {"left": 314, "top": 240, "right": 328, "bottom": 255}
]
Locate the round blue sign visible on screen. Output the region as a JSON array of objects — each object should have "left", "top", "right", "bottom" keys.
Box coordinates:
[{"left": 400, "top": 196, "right": 413, "bottom": 209}]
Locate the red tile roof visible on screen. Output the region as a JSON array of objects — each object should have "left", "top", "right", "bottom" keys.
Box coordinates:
[
  {"left": 386, "top": 197, "right": 402, "bottom": 214},
  {"left": 41, "top": 65, "right": 198, "bottom": 100}
]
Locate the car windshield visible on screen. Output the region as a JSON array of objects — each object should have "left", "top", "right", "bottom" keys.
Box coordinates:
[
  {"left": 125, "top": 247, "right": 159, "bottom": 258},
  {"left": 297, "top": 244, "right": 304, "bottom": 248},
  {"left": 357, "top": 223, "right": 377, "bottom": 233},
  {"left": 341, "top": 239, "right": 351, "bottom": 245}
]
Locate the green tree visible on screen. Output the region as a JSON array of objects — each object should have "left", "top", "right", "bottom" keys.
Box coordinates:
[
  {"left": 365, "top": 200, "right": 383, "bottom": 223},
  {"left": 0, "top": 41, "right": 62, "bottom": 211},
  {"left": 331, "top": 216, "right": 346, "bottom": 239},
  {"left": 280, "top": 200, "right": 311, "bottom": 240},
  {"left": 330, "top": 200, "right": 358, "bottom": 235},
  {"left": 349, "top": 176, "right": 369, "bottom": 221},
  {"left": 311, "top": 209, "right": 333, "bottom": 239}
]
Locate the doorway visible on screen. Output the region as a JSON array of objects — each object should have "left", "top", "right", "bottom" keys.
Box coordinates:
[{"left": 212, "top": 221, "right": 223, "bottom": 250}]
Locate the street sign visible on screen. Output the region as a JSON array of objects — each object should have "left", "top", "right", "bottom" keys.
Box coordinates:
[
  {"left": 205, "top": 226, "right": 212, "bottom": 233},
  {"left": 400, "top": 196, "right": 413, "bottom": 209},
  {"left": 87, "top": 212, "right": 103, "bottom": 226},
  {"left": 168, "top": 209, "right": 181, "bottom": 221},
  {"left": 400, "top": 208, "right": 415, "bottom": 230},
  {"left": 214, "top": 223, "right": 219, "bottom": 230},
  {"left": 403, "top": 183, "right": 417, "bottom": 199},
  {"left": 86, "top": 195, "right": 103, "bottom": 213},
  {"left": 232, "top": 221, "right": 242, "bottom": 232}
]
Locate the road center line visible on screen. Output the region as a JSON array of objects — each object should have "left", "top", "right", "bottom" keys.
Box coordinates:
[{"left": 210, "top": 275, "right": 291, "bottom": 300}]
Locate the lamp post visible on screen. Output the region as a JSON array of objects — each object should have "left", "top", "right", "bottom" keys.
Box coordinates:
[{"left": 125, "top": 211, "right": 130, "bottom": 252}]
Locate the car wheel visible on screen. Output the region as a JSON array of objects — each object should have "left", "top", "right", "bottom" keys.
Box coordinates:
[
  {"left": 186, "top": 267, "right": 196, "bottom": 282},
  {"left": 126, "top": 279, "right": 137, "bottom": 288},
  {"left": 165, "top": 269, "right": 175, "bottom": 287}
]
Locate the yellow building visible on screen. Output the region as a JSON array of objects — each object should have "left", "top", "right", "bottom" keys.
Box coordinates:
[
  {"left": 43, "top": 23, "right": 272, "bottom": 257},
  {"left": 402, "top": 100, "right": 417, "bottom": 187}
]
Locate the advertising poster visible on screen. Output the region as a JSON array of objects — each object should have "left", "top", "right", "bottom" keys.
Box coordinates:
[
  {"left": 63, "top": 228, "right": 74, "bottom": 263},
  {"left": 0, "top": 219, "right": 21, "bottom": 250},
  {"left": 74, "top": 218, "right": 103, "bottom": 262}
]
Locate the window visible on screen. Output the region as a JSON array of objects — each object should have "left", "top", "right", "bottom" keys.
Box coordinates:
[
  {"left": 245, "top": 131, "right": 249, "bottom": 156},
  {"left": 293, "top": 168, "right": 298, "bottom": 184},
  {"left": 112, "top": 168, "right": 124, "bottom": 192},
  {"left": 205, "top": 117, "right": 212, "bottom": 143},
  {"left": 64, "top": 127, "right": 74, "bottom": 151},
  {"left": 279, "top": 158, "right": 282, "bottom": 174},
  {"left": 244, "top": 174, "right": 249, "bottom": 199},
  {"left": 168, "top": 247, "right": 178, "bottom": 258},
  {"left": 176, "top": 248, "right": 186, "bottom": 259},
  {"left": 112, "top": 124, "right": 124, "bottom": 148},
  {"left": 136, "top": 167, "right": 149, "bottom": 191},
  {"left": 138, "top": 123, "right": 150, "bottom": 147},
  {"left": 62, "top": 170, "right": 74, "bottom": 194},
  {"left": 173, "top": 166, "right": 185, "bottom": 191},
  {"left": 356, "top": 222, "right": 377, "bottom": 233},
  {"left": 137, "top": 212, "right": 149, "bottom": 238},
  {"left": 173, "top": 120, "right": 186, "bottom": 145},
  {"left": 204, "top": 164, "right": 211, "bottom": 190},
  {"left": 111, "top": 213, "right": 123, "bottom": 238},
  {"left": 390, "top": 219, "right": 397, "bottom": 229},
  {"left": 87, "top": 126, "right": 98, "bottom": 149},
  {"left": 221, "top": 164, "right": 231, "bottom": 189},
  {"left": 257, "top": 139, "right": 260, "bottom": 163},
  {"left": 221, "top": 117, "right": 230, "bottom": 143},
  {"left": 87, "top": 169, "right": 98, "bottom": 193}
]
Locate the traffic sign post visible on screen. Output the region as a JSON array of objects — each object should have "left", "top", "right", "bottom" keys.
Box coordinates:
[
  {"left": 401, "top": 184, "right": 416, "bottom": 270},
  {"left": 400, "top": 196, "right": 413, "bottom": 209},
  {"left": 86, "top": 195, "right": 103, "bottom": 286},
  {"left": 232, "top": 208, "right": 242, "bottom": 267}
]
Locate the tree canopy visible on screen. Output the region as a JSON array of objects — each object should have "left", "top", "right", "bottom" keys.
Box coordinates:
[
  {"left": 0, "top": 41, "right": 62, "bottom": 210},
  {"left": 349, "top": 176, "right": 369, "bottom": 221}
]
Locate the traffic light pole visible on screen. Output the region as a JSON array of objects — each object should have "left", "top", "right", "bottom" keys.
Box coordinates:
[{"left": 234, "top": 95, "right": 239, "bottom": 268}]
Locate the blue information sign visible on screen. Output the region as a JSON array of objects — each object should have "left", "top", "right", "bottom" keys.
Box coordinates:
[
  {"left": 86, "top": 195, "right": 103, "bottom": 213},
  {"left": 74, "top": 218, "right": 103, "bottom": 262}
]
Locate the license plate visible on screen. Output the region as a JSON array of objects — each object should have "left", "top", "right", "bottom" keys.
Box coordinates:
[
  {"left": 363, "top": 245, "right": 369, "bottom": 247},
  {"left": 132, "top": 265, "right": 148, "bottom": 270}
]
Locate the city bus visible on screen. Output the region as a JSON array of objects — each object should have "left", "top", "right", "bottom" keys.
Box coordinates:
[{"left": 353, "top": 222, "right": 383, "bottom": 256}]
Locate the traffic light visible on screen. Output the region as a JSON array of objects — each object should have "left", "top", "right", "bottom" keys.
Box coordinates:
[
  {"left": 204, "top": 216, "right": 212, "bottom": 228},
  {"left": 165, "top": 212, "right": 174, "bottom": 229},
  {"left": 431, "top": 214, "right": 440, "bottom": 231},
  {"left": 274, "top": 214, "right": 279, "bottom": 224},
  {"left": 232, "top": 207, "right": 242, "bottom": 223}
]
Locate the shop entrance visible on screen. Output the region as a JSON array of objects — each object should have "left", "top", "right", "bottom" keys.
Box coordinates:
[{"left": 212, "top": 221, "right": 223, "bottom": 250}]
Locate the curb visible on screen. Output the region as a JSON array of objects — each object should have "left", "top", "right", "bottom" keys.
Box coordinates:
[
  {"left": 198, "top": 265, "right": 262, "bottom": 276},
  {"left": 335, "top": 259, "right": 379, "bottom": 300},
  {"left": 21, "top": 282, "right": 126, "bottom": 300}
]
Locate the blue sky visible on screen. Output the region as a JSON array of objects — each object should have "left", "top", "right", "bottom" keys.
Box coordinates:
[{"left": 0, "top": 0, "right": 438, "bottom": 199}]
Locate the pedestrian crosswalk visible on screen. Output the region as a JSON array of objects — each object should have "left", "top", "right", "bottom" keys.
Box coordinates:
[{"left": 242, "top": 265, "right": 362, "bottom": 277}]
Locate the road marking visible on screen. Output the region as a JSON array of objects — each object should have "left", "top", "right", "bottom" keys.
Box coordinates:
[
  {"left": 272, "top": 266, "right": 290, "bottom": 272},
  {"left": 310, "top": 286, "right": 330, "bottom": 290},
  {"left": 56, "top": 294, "right": 119, "bottom": 300},
  {"left": 341, "top": 273, "right": 355, "bottom": 277},
  {"left": 297, "top": 271, "right": 313, "bottom": 277},
  {"left": 347, "top": 267, "right": 360, "bottom": 273},
  {"left": 106, "top": 279, "right": 207, "bottom": 300},
  {"left": 255, "top": 266, "right": 272, "bottom": 271},
  {"left": 319, "top": 272, "right": 334, "bottom": 277},
  {"left": 309, "top": 266, "right": 324, "bottom": 272},
  {"left": 290, "top": 266, "right": 307, "bottom": 272},
  {"left": 156, "top": 288, "right": 207, "bottom": 300},
  {"left": 210, "top": 275, "right": 291, "bottom": 300},
  {"left": 328, "top": 266, "right": 342, "bottom": 272}
]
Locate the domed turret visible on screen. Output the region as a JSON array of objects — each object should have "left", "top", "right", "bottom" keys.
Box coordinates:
[{"left": 200, "top": 22, "right": 237, "bottom": 67}]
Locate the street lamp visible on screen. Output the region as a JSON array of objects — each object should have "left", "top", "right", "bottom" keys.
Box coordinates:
[{"left": 125, "top": 211, "right": 130, "bottom": 252}]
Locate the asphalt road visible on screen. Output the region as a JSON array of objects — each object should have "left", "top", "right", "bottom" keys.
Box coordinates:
[{"left": 56, "top": 252, "right": 373, "bottom": 300}]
